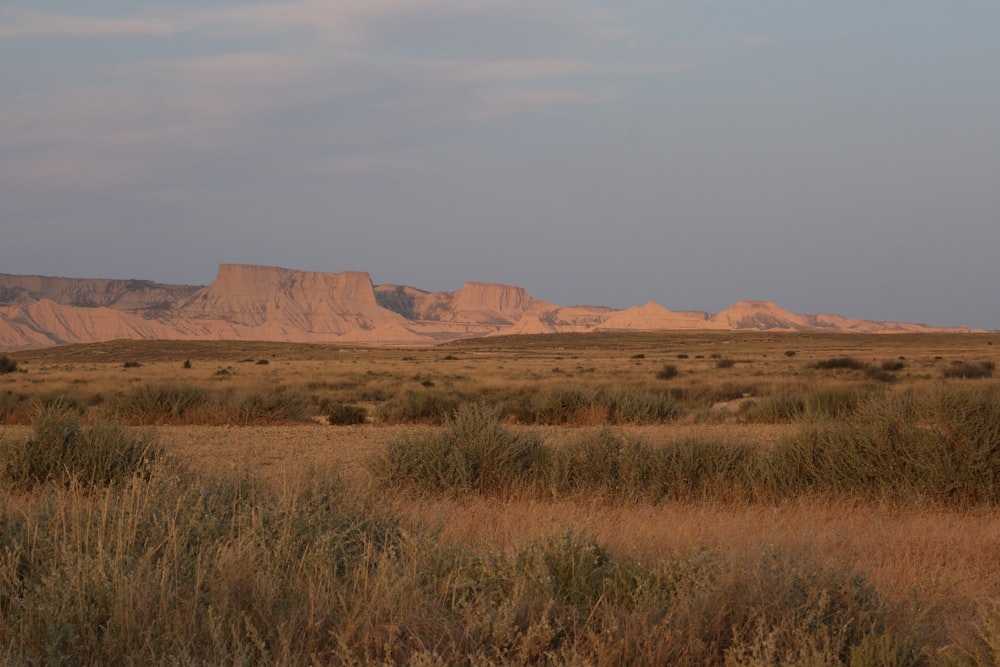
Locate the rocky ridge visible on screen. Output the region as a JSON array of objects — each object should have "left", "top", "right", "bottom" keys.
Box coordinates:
[{"left": 0, "top": 264, "right": 983, "bottom": 350}]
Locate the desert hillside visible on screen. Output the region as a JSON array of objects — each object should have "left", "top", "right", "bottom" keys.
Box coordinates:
[{"left": 0, "top": 264, "right": 982, "bottom": 350}]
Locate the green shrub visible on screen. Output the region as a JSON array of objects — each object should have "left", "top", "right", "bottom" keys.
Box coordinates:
[
  {"left": 715, "top": 358, "right": 736, "bottom": 369},
  {"left": 880, "top": 359, "right": 905, "bottom": 372},
  {"left": 370, "top": 403, "right": 544, "bottom": 494},
  {"left": 327, "top": 403, "right": 367, "bottom": 425},
  {"left": 0, "top": 404, "right": 160, "bottom": 488}
]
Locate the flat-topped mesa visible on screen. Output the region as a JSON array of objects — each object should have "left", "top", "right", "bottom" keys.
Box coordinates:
[
  {"left": 180, "top": 265, "right": 383, "bottom": 325},
  {"left": 169, "top": 265, "right": 429, "bottom": 343},
  {"left": 450, "top": 281, "right": 551, "bottom": 324},
  {"left": 597, "top": 302, "right": 718, "bottom": 330},
  {"left": 208, "top": 264, "right": 376, "bottom": 303}
]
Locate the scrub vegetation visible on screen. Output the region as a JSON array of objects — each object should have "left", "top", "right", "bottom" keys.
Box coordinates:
[{"left": 2, "top": 331, "right": 1000, "bottom": 664}]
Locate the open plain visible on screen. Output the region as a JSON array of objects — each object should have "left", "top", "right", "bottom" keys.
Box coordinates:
[{"left": 2, "top": 331, "right": 1000, "bottom": 664}]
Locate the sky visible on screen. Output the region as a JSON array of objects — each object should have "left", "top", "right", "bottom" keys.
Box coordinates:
[{"left": 2, "top": 1, "right": 999, "bottom": 329}]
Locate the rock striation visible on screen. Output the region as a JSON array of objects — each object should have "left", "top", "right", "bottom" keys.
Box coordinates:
[{"left": 0, "top": 265, "right": 984, "bottom": 350}]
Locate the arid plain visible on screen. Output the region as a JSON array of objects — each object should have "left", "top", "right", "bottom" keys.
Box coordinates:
[{"left": 2, "top": 331, "right": 1000, "bottom": 664}]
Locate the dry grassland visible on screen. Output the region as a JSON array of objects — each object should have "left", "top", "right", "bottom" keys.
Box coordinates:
[{"left": 2, "top": 331, "right": 1000, "bottom": 664}]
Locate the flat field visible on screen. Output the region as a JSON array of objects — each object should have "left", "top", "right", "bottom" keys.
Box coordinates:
[{"left": 2, "top": 332, "right": 999, "bottom": 664}]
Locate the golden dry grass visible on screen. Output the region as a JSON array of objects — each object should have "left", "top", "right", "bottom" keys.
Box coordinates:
[{"left": 3, "top": 332, "right": 1000, "bottom": 663}]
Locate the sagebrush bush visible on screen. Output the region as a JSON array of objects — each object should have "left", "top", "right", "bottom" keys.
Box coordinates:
[
  {"left": 605, "top": 389, "right": 683, "bottom": 424},
  {"left": 864, "top": 364, "right": 898, "bottom": 383},
  {"left": 547, "top": 429, "right": 649, "bottom": 498},
  {"left": 327, "top": 403, "right": 367, "bottom": 425},
  {"left": 808, "top": 385, "right": 883, "bottom": 419},
  {"left": 656, "top": 364, "right": 679, "bottom": 380},
  {"left": 740, "top": 385, "right": 885, "bottom": 423},
  {"left": 101, "top": 383, "right": 208, "bottom": 424},
  {"left": 0, "top": 355, "right": 17, "bottom": 374},
  {"left": 0, "top": 403, "right": 160, "bottom": 488},
  {"left": 0, "top": 466, "right": 916, "bottom": 666},
  {"left": 227, "top": 386, "right": 311, "bottom": 424},
  {"left": 371, "top": 403, "right": 544, "bottom": 494},
  {"left": 376, "top": 388, "right": 465, "bottom": 423},
  {"left": 0, "top": 390, "right": 27, "bottom": 423},
  {"left": 739, "top": 392, "right": 806, "bottom": 422},
  {"left": 770, "top": 385, "right": 1000, "bottom": 504},
  {"left": 533, "top": 386, "right": 593, "bottom": 424},
  {"left": 100, "top": 384, "right": 311, "bottom": 425},
  {"left": 547, "top": 430, "right": 758, "bottom": 502},
  {"left": 498, "top": 386, "right": 684, "bottom": 426},
  {"left": 941, "top": 360, "right": 995, "bottom": 379},
  {"left": 810, "top": 356, "right": 865, "bottom": 371}
]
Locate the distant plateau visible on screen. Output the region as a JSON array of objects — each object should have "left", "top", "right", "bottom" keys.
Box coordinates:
[{"left": 0, "top": 264, "right": 983, "bottom": 350}]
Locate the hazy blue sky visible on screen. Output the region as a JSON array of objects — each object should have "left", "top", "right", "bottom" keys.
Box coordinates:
[{"left": 2, "top": 2, "right": 998, "bottom": 328}]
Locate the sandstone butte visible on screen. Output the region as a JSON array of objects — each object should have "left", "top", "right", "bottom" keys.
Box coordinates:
[{"left": 0, "top": 264, "right": 984, "bottom": 351}]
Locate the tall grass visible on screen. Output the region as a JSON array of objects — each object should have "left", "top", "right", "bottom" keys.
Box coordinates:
[
  {"left": 739, "top": 384, "right": 885, "bottom": 423},
  {"left": 0, "top": 403, "right": 160, "bottom": 489},
  {"left": 99, "top": 383, "right": 311, "bottom": 425},
  {"left": 375, "top": 387, "right": 466, "bottom": 423},
  {"left": 375, "top": 387, "right": 1000, "bottom": 508},
  {"left": 6, "top": 390, "right": 1000, "bottom": 663},
  {"left": 100, "top": 383, "right": 207, "bottom": 424},
  {"left": 546, "top": 430, "right": 757, "bottom": 503},
  {"left": 769, "top": 384, "right": 1000, "bottom": 504},
  {"left": 371, "top": 403, "right": 544, "bottom": 494},
  {"left": 1, "top": 463, "right": 922, "bottom": 665}
]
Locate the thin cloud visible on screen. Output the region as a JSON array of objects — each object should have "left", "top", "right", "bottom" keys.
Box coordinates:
[
  {"left": 0, "top": 8, "right": 173, "bottom": 38},
  {"left": 469, "top": 87, "right": 615, "bottom": 120},
  {"left": 0, "top": 1, "right": 620, "bottom": 43},
  {"left": 0, "top": 0, "right": 695, "bottom": 190}
]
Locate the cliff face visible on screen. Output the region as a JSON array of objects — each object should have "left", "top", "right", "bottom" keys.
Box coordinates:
[
  {"left": 173, "top": 265, "right": 428, "bottom": 343},
  {"left": 0, "top": 264, "right": 985, "bottom": 350},
  {"left": 0, "top": 273, "right": 199, "bottom": 310}
]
